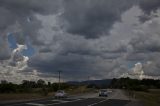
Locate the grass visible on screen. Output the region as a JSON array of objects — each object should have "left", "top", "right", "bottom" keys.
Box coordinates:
[
  {"left": 0, "top": 86, "right": 96, "bottom": 102},
  {"left": 0, "top": 92, "right": 54, "bottom": 102},
  {"left": 66, "top": 85, "right": 97, "bottom": 95},
  {"left": 134, "top": 89, "right": 160, "bottom": 106}
]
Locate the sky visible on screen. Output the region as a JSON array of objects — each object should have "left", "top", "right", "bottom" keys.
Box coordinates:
[{"left": 0, "top": 0, "right": 160, "bottom": 83}]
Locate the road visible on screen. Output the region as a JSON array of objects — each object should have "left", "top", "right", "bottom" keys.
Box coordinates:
[{"left": 0, "top": 89, "right": 141, "bottom": 106}]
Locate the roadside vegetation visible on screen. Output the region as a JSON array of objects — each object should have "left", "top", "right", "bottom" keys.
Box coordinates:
[
  {"left": 0, "top": 79, "right": 97, "bottom": 101},
  {"left": 109, "top": 78, "right": 160, "bottom": 106},
  {"left": 134, "top": 89, "right": 160, "bottom": 106},
  {"left": 0, "top": 79, "right": 74, "bottom": 101},
  {"left": 1, "top": 77, "right": 160, "bottom": 103},
  {"left": 109, "top": 78, "right": 160, "bottom": 91}
]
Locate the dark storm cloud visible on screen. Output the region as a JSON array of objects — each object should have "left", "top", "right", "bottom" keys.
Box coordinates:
[
  {"left": 102, "top": 53, "right": 123, "bottom": 60},
  {"left": 0, "top": 0, "right": 61, "bottom": 45},
  {"left": 0, "top": 35, "right": 11, "bottom": 60},
  {"left": 139, "top": 0, "right": 160, "bottom": 14},
  {"left": 28, "top": 53, "right": 95, "bottom": 79},
  {"left": 129, "top": 35, "right": 160, "bottom": 53},
  {"left": 138, "top": 15, "right": 152, "bottom": 23},
  {"left": 11, "top": 16, "right": 43, "bottom": 45},
  {"left": 0, "top": 0, "right": 160, "bottom": 43},
  {"left": 0, "top": 0, "right": 61, "bottom": 61},
  {"left": 61, "top": 0, "right": 137, "bottom": 38},
  {"left": 28, "top": 51, "right": 123, "bottom": 80},
  {"left": 0, "top": 0, "right": 65, "bottom": 60},
  {"left": 0, "top": 0, "right": 61, "bottom": 15},
  {"left": 1, "top": 0, "right": 160, "bottom": 81},
  {"left": 0, "top": 0, "right": 159, "bottom": 45},
  {"left": 61, "top": 0, "right": 160, "bottom": 39},
  {"left": 137, "top": 0, "right": 160, "bottom": 22},
  {"left": 0, "top": 7, "right": 16, "bottom": 30},
  {"left": 126, "top": 53, "right": 148, "bottom": 61},
  {"left": 39, "top": 47, "right": 52, "bottom": 53}
]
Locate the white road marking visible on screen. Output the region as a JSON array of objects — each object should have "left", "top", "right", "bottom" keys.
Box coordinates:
[
  {"left": 25, "top": 98, "right": 85, "bottom": 106},
  {"left": 51, "top": 100, "right": 62, "bottom": 102},
  {"left": 47, "top": 98, "right": 87, "bottom": 106},
  {"left": 26, "top": 103, "right": 45, "bottom": 106},
  {"left": 87, "top": 99, "right": 108, "bottom": 106},
  {"left": 51, "top": 99, "right": 70, "bottom": 103}
]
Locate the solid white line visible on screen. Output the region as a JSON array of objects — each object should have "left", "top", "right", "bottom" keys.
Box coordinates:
[
  {"left": 47, "top": 98, "right": 87, "bottom": 106},
  {"left": 26, "top": 103, "right": 45, "bottom": 106},
  {"left": 51, "top": 99, "right": 70, "bottom": 103},
  {"left": 87, "top": 99, "right": 108, "bottom": 106}
]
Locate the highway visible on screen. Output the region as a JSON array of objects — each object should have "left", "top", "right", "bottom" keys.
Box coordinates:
[{"left": 0, "top": 89, "right": 141, "bottom": 106}]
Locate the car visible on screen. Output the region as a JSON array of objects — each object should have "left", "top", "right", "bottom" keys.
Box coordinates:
[
  {"left": 99, "top": 89, "right": 108, "bottom": 97},
  {"left": 55, "top": 90, "right": 67, "bottom": 98}
]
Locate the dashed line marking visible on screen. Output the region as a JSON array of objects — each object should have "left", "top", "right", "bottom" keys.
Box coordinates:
[
  {"left": 87, "top": 99, "right": 108, "bottom": 106},
  {"left": 25, "top": 98, "right": 84, "bottom": 106},
  {"left": 47, "top": 98, "right": 87, "bottom": 106}
]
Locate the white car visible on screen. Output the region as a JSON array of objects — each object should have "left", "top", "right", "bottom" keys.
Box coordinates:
[
  {"left": 99, "top": 89, "right": 108, "bottom": 97},
  {"left": 55, "top": 90, "right": 67, "bottom": 98}
]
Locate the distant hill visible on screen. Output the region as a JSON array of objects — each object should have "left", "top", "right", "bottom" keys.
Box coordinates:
[{"left": 67, "top": 79, "right": 112, "bottom": 87}]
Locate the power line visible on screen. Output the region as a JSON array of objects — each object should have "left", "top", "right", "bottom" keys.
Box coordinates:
[{"left": 58, "top": 70, "right": 62, "bottom": 90}]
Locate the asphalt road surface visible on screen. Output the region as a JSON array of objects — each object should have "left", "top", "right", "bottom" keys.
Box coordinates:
[{"left": 0, "top": 89, "right": 140, "bottom": 106}]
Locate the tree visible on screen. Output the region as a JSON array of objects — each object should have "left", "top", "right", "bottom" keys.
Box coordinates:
[
  {"left": 1, "top": 80, "right": 8, "bottom": 84},
  {"left": 48, "top": 82, "right": 51, "bottom": 87},
  {"left": 37, "top": 79, "right": 45, "bottom": 87}
]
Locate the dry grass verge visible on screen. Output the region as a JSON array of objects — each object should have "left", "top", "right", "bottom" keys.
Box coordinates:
[
  {"left": 0, "top": 92, "right": 54, "bottom": 102},
  {"left": 132, "top": 89, "right": 160, "bottom": 106}
]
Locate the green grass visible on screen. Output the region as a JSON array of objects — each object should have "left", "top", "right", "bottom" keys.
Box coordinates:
[{"left": 134, "top": 89, "right": 160, "bottom": 106}]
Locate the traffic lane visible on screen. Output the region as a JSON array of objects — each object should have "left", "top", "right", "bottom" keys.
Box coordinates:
[
  {"left": 92, "top": 99, "right": 130, "bottom": 106},
  {"left": 1, "top": 90, "right": 116, "bottom": 106},
  {"left": 1, "top": 98, "right": 131, "bottom": 106},
  {"left": 1, "top": 103, "right": 31, "bottom": 106},
  {"left": 49, "top": 98, "right": 106, "bottom": 106},
  {"left": 29, "top": 98, "right": 83, "bottom": 105},
  {"left": 1, "top": 98, "right": 106, "bottom": 106}
]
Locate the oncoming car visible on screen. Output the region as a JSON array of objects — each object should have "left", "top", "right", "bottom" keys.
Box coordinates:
[
  {"left": 55, "top": 90, "right": 67, "bottom": 98},
  {"left": 99, "top": 89, "right": 108, "bottom": 97}
]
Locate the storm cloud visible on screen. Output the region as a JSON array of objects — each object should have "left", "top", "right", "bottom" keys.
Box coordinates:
[
  {"left": 0, "top": 0, "right": 61, "bottom": 45},
  {"left": 0, "top": 0, "right": 160, "bottom": 82},
  {"left": 61, "top": 0, "right": 137, "bottom": 38},
  {"left": 0, "top": 35, "right": 11, "bottom": 60}
]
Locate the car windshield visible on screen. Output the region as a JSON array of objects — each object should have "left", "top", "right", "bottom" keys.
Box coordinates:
[{"left": 100, "top": 90, "right": 107, "bottom": 92}]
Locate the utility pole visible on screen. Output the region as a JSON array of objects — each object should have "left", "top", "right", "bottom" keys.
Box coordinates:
[{"left": 58, "top": 70, "right": 62, "bottom": 90}]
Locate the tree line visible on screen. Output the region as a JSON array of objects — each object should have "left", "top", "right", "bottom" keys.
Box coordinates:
[
  {"left": 109, "top": 77, "right": 160, "bottom": 91},
  {"left": 1, "top": 78, "right": 160, "bottom": 94},
  {"left": 0, "top": 79, "right": 70, "bottom": 95}
]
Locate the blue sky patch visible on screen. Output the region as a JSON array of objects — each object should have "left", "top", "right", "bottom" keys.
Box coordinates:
[{"left": 8, "top": 34, "right": 35, "bottom": 57}]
